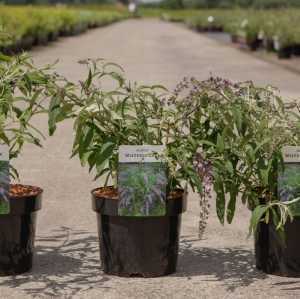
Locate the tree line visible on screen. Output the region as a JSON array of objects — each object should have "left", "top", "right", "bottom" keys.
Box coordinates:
[{"left": 144, "top": 0, "right": 300, "bottom": 9}]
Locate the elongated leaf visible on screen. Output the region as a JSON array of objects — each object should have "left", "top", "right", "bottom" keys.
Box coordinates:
[
  {"left": 216, "top": 133, "right": 225, "bottom": 152},
  {"left": 227, "top": 186, "right": 238, "bottom": 224},
  {"left": 249, "top": 205, "right": 269, "bottom": 237},
  {"left": 95, "top": 142, "right": 115, "bottom": 173}
]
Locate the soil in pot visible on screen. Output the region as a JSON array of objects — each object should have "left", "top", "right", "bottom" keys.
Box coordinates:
[
  {"left": 92, "top": 187, "right": 187, "bottom": 278},
  {"left": 0, "top": 184, "right": 42, "bottom": 276},
  {"left": 255, "top": 219, "right": 300, "bottom": 277}
]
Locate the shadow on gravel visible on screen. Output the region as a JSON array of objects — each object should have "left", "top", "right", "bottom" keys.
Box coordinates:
[
  {"left": 272, "top": 280, "right": 300, "bottom": 291},
  {"left": 0, "top": 226, "right": 110, "bottom": 297},
  {"left": 175, "top": 238, "right": 267, "bottom": 291}
]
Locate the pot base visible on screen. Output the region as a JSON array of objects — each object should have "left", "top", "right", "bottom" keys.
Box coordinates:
[
  {"left": 0, "top": 214, "right": 36, "bottom": 276},
  {"left": 98, "top": 215, "right": 181, "bottom": 277},
  {"left": 255, "top": 219, "right": 300, "bottom": 277},
  {"left": 0, "top": 184, "right": 42, "bottom": 276}
]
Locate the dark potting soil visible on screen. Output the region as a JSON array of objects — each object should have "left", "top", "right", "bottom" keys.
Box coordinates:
[
  {"left": 93, "top": 186, "right": 184, "bottom": 201},
  {"left": 9, "top": 184, "right": 42, "bottom": 198}
]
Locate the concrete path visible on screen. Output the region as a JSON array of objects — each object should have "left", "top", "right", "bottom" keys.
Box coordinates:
[{"left": 1, "top": 19, "right": 300, "bottom": 299}]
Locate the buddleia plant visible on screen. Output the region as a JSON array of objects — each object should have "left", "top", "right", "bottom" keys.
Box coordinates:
[{"left": 0, "top": 52, "right": 62, "bottom": 179}]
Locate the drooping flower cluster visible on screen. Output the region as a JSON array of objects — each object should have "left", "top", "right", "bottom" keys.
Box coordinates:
[{"left": 193, "top": 152, "right": 213, "bottom": 239}]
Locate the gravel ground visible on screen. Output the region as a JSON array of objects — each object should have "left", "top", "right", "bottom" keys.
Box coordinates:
[{"left": 1, "top": 19, "right": 300, "bottom": 299}]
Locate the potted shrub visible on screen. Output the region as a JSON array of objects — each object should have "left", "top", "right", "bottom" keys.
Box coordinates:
[
  {"left": 233, "top": 17, "right": 263, "bottom": 51},
  {"left": 48, "top": 61, "right": 212, "bottom": 277},
  {"left": 0, "top": 53, "right": 56, "bottom": 276},
  {"left": 274, "top": 24, "right": 297, "bottom": 59},
  {"left": 173, "top": 76, "right": 300, "bottom": 277}
]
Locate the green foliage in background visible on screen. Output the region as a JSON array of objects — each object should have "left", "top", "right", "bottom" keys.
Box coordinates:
[
  {"left": 151, "top": 8, "right": 300, "bottom": 52},
  {"left": 143, "top": 0, "right": 300, "bottom": 9},
  {"left": 0, "top": 5, "right": 128, "bottom": 54}
]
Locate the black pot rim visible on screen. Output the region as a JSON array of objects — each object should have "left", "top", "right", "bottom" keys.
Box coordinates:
[
  {"left": 1, "top": 184, "right": 43, "bottom": 215},
  {"left": 91, "top": 186, "right": 187, "bottom": 216},
  {"left": 10, "top": 183, "right": 43, "bottom": 200}
]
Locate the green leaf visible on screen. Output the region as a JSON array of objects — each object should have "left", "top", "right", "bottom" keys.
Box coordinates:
[
  {"left": 216, "top": 190, "right": 226, "bottom": 225},
  {"left": 83, "top": 127, "right": 94, "bottom": 150},
  {"left": 225, "top": 161, "right": 234, "bottom": 175},
  {"left": 227, "top": 186, "right": 238, "bottom": 224},
  {"left": 245, "top": 145, "right": 255, "bottom": 164},
  {"left": 95, "top": 142, "right": 115, "bottom": 173},
  {"left": 85, "top": 69, "right": 92, "bottom": 89},
  {"left": 0, "top": 53, "right": 11, "bottom": 62},
  {"left": 48, "top": 96, "right": 60, "bottom": 135},
  {"left": 216, "top": 133, "right": 225, "bottom": 152},
  {"left": 260, "top": 169, "right": 269, "bottom": 186},
  {"left": 188, "top": 169, "right": 203, "bottom": 194},
  {"left": 249, "top": 205, "right": 269, "bottom": 237},
  {"left": 232, "top": 106, "right": 242, "bottom": 132},
  {"left": 253, "top": 138, "right": 272, "bottom": 155},
  {"left": 150, "top": 85, "right": 168, "bottom": 92},
  {"left": 214, "top": 175, "right": 226, "bottom": 225}
]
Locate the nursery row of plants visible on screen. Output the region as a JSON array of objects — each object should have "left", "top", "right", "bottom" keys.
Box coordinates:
[
  {"left": 157, "top": 8, "right": 300, "bottom": 58},
  {"left": 0, "top": 6, "right": 129, "bottom": 54},
  {"left": 1, "top": 52, "right": 300, "bottom": 277}
]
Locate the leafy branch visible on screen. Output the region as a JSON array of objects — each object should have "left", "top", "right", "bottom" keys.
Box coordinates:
[{"left": 0, "top": 53, "right": 62, "bottom": 178}]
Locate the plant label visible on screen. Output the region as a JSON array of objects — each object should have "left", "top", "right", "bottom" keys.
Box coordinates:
[
  {"left": 278, "top": 146, "right": 300, "bottom": 204},
  {"left": 282, "top": 146, "right": 300, "bottom": 163},
  {"left": 118, "top": 145, "right": 167, "bottom": 217},
  {"left": 0, "top": 145, "right": 10, "bottom": 215}
]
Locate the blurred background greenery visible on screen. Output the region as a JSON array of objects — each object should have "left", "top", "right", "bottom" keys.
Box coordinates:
[
  {"left": 1, "top": 0, "right": 300, "bottom": 8},
  {"left": 1, "top": 0, "right": 300, "bottom": 60},
  {"left": 142, "top": 0, "right": 300, "bottom": 9}
]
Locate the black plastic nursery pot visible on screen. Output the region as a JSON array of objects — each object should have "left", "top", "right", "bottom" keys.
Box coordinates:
[
  {"left": 92, "top": 187, "right": 187, "bottom": 277},
  {"left": 278, "top": 47, "right": 293, "bottom": 59},
  {"left": 247, "top": 38, "right": 262, "bottom": 51},
  {"left": 231, "top": 34, "right": 238, "bottom": 43},
  {"left": 263, "top": 38, "right": 275, "bottom": 52},
  {"left": 236, "top": 36, "right": 258, "bottom": 50},
  {"left": 255, "top": 218, "right": 300, "bottom": 277},
  {"left": 0, "top": 184, "right": 42, "bottom": 276},
  {"left": 293, "top": 45, "right": 300, "bottom": 56}
]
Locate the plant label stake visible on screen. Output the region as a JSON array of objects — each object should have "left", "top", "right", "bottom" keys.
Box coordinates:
[
  {"left": 0, "top": 145, "right": 10, "bottom": 215},
  {"left": 278, "top": 146, "right": 300, "bottom": 203},
  {"left": 118, "top": 145, "right": 167, "bottom": 217}
]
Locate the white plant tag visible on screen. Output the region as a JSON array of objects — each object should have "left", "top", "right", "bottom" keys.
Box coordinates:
[
  {"left": 119, "top": 145, "right": 166, "bottom": 163},
  {"left": 282, "top": 146, "right": 300, "bottom": 163},
  {"left": 118, "top": 145, "right": 167, "bottom": 217},
  {"left": 0, "top": 145, "right": 10, "bottom": 215}
]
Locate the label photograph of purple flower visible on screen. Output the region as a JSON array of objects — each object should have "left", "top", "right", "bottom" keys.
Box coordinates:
[
  {"left": 0, "top": 160, "right": 10, "bottom": 215},
  {"left": 278, "top": 163, "right": 300, "bottom": 203},
  {"left": 118, "top": 163, "right": 167, "bottom": 217}
]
